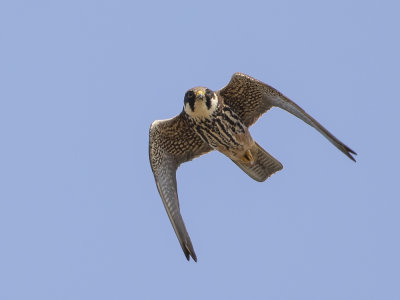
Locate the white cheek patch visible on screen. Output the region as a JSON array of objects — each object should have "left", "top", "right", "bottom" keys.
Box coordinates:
[
  {"left": 185, "top": 95, "right": 218, "bottom": 119},
  {"left": 209, "top": 95, "right": 218, "bottom": 113},
  {"left": 183, "top": 93, "right": 218, "bottom": 120},
  {"left": 184, "top": 103, "right": 193, "bottom": 116}
]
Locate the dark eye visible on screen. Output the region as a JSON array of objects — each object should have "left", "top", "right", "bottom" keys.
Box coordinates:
[
  {"left": 186, "top": 91, "right": 195, "bottom": 100},
  {"left": 184, "top": 90, "right": 196, "bottom": 108},
  {"left": 205, "top": 89, "right": 213, "bottom": 99}
]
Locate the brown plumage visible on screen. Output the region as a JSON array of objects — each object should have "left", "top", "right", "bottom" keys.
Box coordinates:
[{"left": 149, "top": 72, "right": 356, "bottom": 262}]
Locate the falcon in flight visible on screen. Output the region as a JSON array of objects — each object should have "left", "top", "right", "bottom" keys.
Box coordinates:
[{"left": 149, "top": 72, "right": 356, "bottom": 262}]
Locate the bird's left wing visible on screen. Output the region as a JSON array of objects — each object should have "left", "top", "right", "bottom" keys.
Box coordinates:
[
  {"left": 149, "top": 113, "right": 213, "bottom": 261},
  {"left": 219, "top": 72, "right": 356, "bottom": 161}
]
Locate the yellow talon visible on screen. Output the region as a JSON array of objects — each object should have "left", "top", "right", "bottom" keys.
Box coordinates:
[{"left": 241, "top": 149, "right": 254, "bottom": 164}]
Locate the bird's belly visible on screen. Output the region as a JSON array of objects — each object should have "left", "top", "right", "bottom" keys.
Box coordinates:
[{"left": 193, "top": 117, "right": 253, "bottom": 159}]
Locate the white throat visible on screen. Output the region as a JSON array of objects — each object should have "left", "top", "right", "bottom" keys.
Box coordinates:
[{"left": 184, "top": 95, "right": 218, "bottom": 120}]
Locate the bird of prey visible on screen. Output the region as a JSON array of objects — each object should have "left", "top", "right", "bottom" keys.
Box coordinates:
[{"left": 149, "top": 72, "right": 356, "bottom": 262}]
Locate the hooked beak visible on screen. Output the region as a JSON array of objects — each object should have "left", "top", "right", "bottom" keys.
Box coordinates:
[{"left": 195, "top": 90, "right": 204, "bottom": 99}]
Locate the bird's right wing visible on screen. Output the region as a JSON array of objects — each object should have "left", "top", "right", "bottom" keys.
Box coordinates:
[{"left": 149, "top": 113, "right": 213, "bottom": 261}]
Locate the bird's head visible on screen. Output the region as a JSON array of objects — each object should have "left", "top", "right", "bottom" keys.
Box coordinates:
[{"left": 183, "top": 87, "right": 218, "bottom": 119}]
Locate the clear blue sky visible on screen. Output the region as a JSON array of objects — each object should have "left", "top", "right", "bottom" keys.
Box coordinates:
[{"left": 1, "top": 1, "right": 399, "bottom": 299}]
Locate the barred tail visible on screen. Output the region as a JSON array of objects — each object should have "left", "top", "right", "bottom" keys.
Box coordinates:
[{"left": 232, "top": 142, "right": 283, "bottom": 182}]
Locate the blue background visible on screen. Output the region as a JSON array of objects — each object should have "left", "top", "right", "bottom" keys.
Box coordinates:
[{"left": 1, "top": 0, "right": 399, "bottom": 299}]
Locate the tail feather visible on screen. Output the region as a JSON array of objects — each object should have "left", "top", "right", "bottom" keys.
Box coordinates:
[{"left": 232, "top": 142, "right": 283, "bottom": 182}]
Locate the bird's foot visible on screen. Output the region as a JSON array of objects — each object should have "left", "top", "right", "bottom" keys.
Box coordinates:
[{"left": 240, "top": 149, "right": 254, "bottom": 165}]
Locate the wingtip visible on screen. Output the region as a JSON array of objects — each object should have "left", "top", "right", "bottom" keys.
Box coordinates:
[
  {"left": 183, "top": 246, "right": 197, "bottom": 262},
  {"left": 183, "top": 251, "right": 197, "bottom": 262},
  {"left": 184, "top": 252, "right": 190, "bottom": 261},
  {"left": 344, "top": 145, "right": 357, "bottom": 162}
]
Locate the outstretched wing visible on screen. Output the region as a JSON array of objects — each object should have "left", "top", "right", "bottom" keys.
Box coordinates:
[
  {"left": 218, "top": 72, "right": 357, "bottom": 161},
  {"left": 149, "top": 113, "right": 213, "bottom": 261}
]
